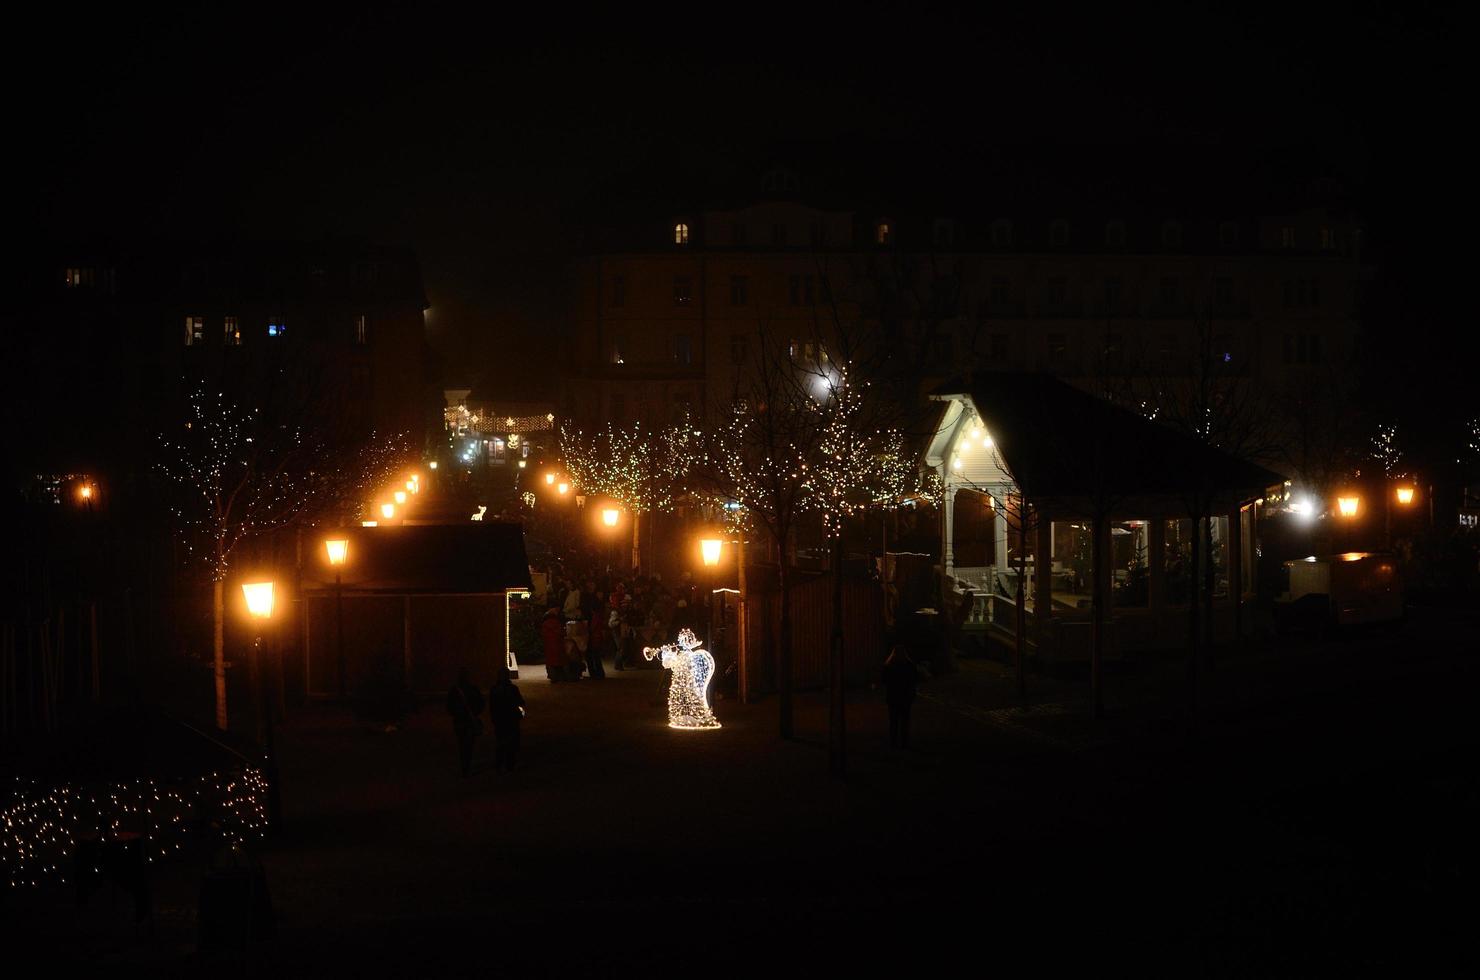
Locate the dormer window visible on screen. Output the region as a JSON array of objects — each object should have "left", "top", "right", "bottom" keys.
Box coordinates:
[
  {"left": 1219, "top": 221, "right": 1240, "bottom": 247},
  {"left": 225, "top": 316, "right": 240, "bottom": 345},
  {"left": 1161, "top": 220, "right": 1183, "bottom": 250},
  {"left": 267, "top": 317, "right": 286, "bottom": 338},
  {"left": 674, "top": 222, "right": 690, "bottom": 245},
  {"left": 933, "top": 219, "right": 956, "bottom": 248},
  {"left": 184, "top": 316, "right": 203, "bottom": 346},
  {"left": 876, "top": 221, "right": 891, "bottom": 245},
  {"left": 1105, "top": 220, "right": 1126, "bottom": 248},
  {"left": 1049, "top": 220, "right": 1069, "bottom": 248},
  {"left": 990, "top": 219, "right": 1013, "bottom": 248}
]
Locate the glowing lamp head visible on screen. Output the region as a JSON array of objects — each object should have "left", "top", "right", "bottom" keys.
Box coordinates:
[
  {"left": 241, "top": 581, "right": 275, "bottom": 619},
  {"left": 429, "top": 461, "right": 438, "bottom": 470},
  {"left": 602, "top": 508, "right": 620, "bottom": 527},
  {"left": 380, "top": 502, "right": 395, "bottom": 520},
  {"left": 394, "top": 490, "right": 407, "bottom": 505},
  {"left": 557, "top": 482, "right": 569, "bottom": 495},
  {"left": 700, "top": 538, "right": 723, "bottom": 567},
  {"left": 1395, "top": 486, "right": 1415, "bottom": 506},
  {"left": 545, "top": 473, "right": 556, "bottom": 485},
  {"left": 406, "top": 480, "right": 417, "bottom": 494},
  {"left": 518, "top": 460, "right": 527, "bottom": 469},
  {"left": 325, "top": 538, "right": 348, "bottom": 567},
  {"left": 80, "top": 485, "right": 93, "bottom": 500},
  {"left": 1337, "top": 495, "right": 1359, "bottom": 518}
]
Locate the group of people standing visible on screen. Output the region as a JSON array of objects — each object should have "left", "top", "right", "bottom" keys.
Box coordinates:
[
  {"left": 446, "top": 666, "right": 525, "bottom": 777},
  {"left": 539, "top": 568, "right": 712, "bottom": 682}
]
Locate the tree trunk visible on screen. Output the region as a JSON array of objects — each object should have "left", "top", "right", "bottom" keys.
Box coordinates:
[
  {"left": 1090, "top": 514, "right": 1106, "bottom": 720},
  {"left": 631, "top": 511, "right": 642, "bottom": 574},
  {"left": 1187, "top": 507, "right": 1201, "bottom": 721},
  {"left": 777, "top": 548, "right": 794, "bottom": 740},
  {"left": 828, "top": 533, "right": 845, "bottom": 777},
  {"left": 213, "top": 577, "right": 228, "bottom": 730}
]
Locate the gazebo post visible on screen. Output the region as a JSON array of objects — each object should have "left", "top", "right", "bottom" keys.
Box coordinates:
[
  {"left": 1034, "top": 513, "right": 1053, "bottom": 672},
  {"left": 1229, "top": 505, "right": 1244, "bottom": 648},
  {"left": 1090, "top": 515, "right": 1109, "bottom": 720}
]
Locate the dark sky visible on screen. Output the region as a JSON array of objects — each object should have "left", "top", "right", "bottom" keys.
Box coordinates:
[{"left": 12, "top": 3, "right": 1465, "bottom": 409}]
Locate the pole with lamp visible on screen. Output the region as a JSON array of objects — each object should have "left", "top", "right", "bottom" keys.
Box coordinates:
[
  {"left": 241, "top": 580, "right": 283, "bottom": 829},
  {"left": 602, "top": 507, "right": 621, "bottom": 577},
  {"left": 1336, "top": 493, "right": 1361, "bottom": 552},
  {"left": 700, "top": 535, "right": 723, "bottom": 656},
  {"left": 325, "top": 538, "right": 349, "bottom": 698}
]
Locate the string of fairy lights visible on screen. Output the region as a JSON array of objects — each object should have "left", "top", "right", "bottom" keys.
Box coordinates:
[
  {"left": 643, "top": 629, "right": 721, "bottom": 730},
  {"left": 3, "top": 768, "right": 268, "bottom": 888},
  {"left": 445, "top": 406, "right": 556, "bottom": 437}
]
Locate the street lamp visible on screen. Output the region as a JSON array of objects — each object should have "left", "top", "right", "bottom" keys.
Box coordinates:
[
  {"left": 429, "top": 461, "right": 438, "bottom": 471},
  {"left": 602, "top": 508, "right": 620, "bottom": 528},
  {"left": 1395, "top": 486, "right": 1415, "bottom": 506},
  {"left": 700, "top": 536, "right": 723, "bottom": 651},
  {"left": 545, "top": 472, "right": 556, "bottom": 486},
  {"left": 325, "top": 538, "right": 349, "bottom": 698},
  {"left": 1336, "top": 495, "right": 1359, "bottom": 518},
  {"left": 380, "top": 502, "right": 396, "bottom": 521},
  {"left": 241, "top": 580, "right": 282, "bottom": 828},
  {"left": 558, "top": 481, "right": 569, "bottom": 495},
  {"left": 394, "top": 490, "right": 407, "bottom": 505},
  {"left": 406, "top": 479, "right": 417, "bottom": 494}
]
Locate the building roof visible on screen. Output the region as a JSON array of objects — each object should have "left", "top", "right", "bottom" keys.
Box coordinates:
[
  {"left": 932, "top": 373, "right": 1283, "bottom": 514},
  {"left": 302, "top": 522, "right": 532, "bottom": 594}
]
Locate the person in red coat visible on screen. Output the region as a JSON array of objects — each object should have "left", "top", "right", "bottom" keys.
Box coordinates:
[{"left": 541, "top": 607, "right": 567, "bottom": 682}]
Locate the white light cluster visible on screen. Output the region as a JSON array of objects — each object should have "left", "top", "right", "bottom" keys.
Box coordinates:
[
  {"left": 2, "top": 768, "right": 268, "bottom": 888},
  {"left": 643, "top": 628, "right": 721, "bottom": 730}
]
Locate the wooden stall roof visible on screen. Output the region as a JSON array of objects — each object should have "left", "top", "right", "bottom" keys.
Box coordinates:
[
  {"left": 931, "top": 373, "right": 1285, "bottom": 515},
  {"left": 301, "top": 522, "right": 532, "bottom": 595}
]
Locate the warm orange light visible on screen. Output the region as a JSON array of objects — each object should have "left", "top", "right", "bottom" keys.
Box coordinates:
[
  {"left": 79, "top": 485, "right": 93, "bottom": 500},
  {"left": 361, "top": 520, "right": 378, "bottom": 527},
  {"left": 602, "top": 508, "right": 620, "bottom": 527},
  {"left": 1337, "top": 495, "right": 1359, "bottom": 518},
  {"left": 406, "top": 480, "right": 417, "bottom": 494},
  {"left": 545, "top": 472, "right": 556, "bottom": 485},
  {"left": 557, "top": 482, "right": 569, "bottom": 495},
  {"left": 700, "top": 538, "right": 723, "bottom": 567},
  {"left": 380, "top": 502, "right": 395, "bottom": 520},
  {"left": 429, "top": 461, "right": 438, "bottom": 470},
  {"left": 1395, "top": 486, "right": 1415, "bottom": 506},
  {"left": 394, "top": 490, "right": 407, "bottom": 505},
  {"left": 325, "top": 538, "right": 349, "bottom": 566},
  {"left": 518, "top": 460, "right": 527, "bottom": 469},
  {"left": 242, "top": 581, "right": 275, "bottom": 619}
]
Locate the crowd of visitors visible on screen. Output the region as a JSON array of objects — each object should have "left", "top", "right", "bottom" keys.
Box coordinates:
[{"left": 537, "top": 567, "right": 713, "bottom": 682}]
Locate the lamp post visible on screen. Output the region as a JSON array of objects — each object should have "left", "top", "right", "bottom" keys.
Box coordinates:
[
  {"left": 325, "top": 538, "right": 349, "bottom": 698},
  {"left": 602, "top": 507, "right": 621, "bottom": 576},
  {"left": 242, "top": 580, "right": 282, "bottom": 829},
  {"left": 700, "top": 536, "right": 722, "bottom": 655}
]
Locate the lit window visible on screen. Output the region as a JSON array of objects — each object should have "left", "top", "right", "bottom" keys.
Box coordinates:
[
  {"left": 64, "top": 267, "right": 94, "bottom": 287},
  {"left": 674, "top": 222, "right": 689, "bottom": 245},
  {"left": 268, "top": 317, "right": 286, "bottom": 338},
  {"left": 225, "top": 316, "right": 240, "bottom": 345},
  {"left": 876, "top": 222, "right": 891, "bottom": 245},
  {"left": 356, "top": 314, "right": 368, "bottom": 344},
  {"left": 184, "top": 316, "right": 203, "bottom": 346}
]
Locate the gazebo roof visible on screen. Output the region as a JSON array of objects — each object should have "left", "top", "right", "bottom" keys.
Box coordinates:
[
  {"left": 931, "top": 373, "right": 1283, "bottom": 514},
  {"left": 302, "top": 522, "right": 532, "bottom": 595}
]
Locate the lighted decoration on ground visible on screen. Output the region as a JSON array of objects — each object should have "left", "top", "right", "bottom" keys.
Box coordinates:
[{"left": 643, "top": 628, "right": 720, "bottom": 730}]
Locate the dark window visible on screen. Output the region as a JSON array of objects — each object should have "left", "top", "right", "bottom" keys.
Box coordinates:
[
  {"left": 730, "top": 275, "right": 749, "bottom": 306},
  {"left": 990, "top": 220, "right": 1012, "bottom": 248},
  {"left": 612, "top": 275, "right": 626, "bottom": 307},
  {"left": 803, "top": 274, "right": 814, "bottom": 304},
  {"left": 1219, "top": 221, "right": 1239, "bottom": 247},
  {"left": 1104, "top": 278, "right": 1123, "bottom": 312},
  {"left": 1047, "top": 333, "right": 1068, "bottom": 360},
  {"left": 1159, "top": 277, "right": 1179, "bottom": 307},
  {"left": 611, "top": 335, "right": 626, "bottom": 365},
  {"left": 673, "top": 275, "right": 692, "bottom": 306},
  {"left": 819, "top": 275, "right": 833, "bottom": 304},
  {"left": 1049, "top": 220, "right": 1069, "bottom": 247},
  {"left": 673, "top": 334, "right": 692, "bottom": 365},
  {"left": 772, "top": 223, "right": 787, "bottom": 246},
  {"left": 809, "top": 220, "right": 823, "bottom": 247},
  {"left": 1046, "top": 277, "right": 1067, "bottom": 308},
  {"left": 1214, "top": 277, "right": 1233, "bottom": 308},
  {"left": 788, "top": 274, "right": 814, "bottom": 306},
  {"left": 610, "top": 393, "right": 626, "bottom": 421},
  {"left": 732, "top": 222, "right": 747, "bottom": 246},
  {"left": 355, "top": 314, "right": 369, "bottom": 344},
  {"left": 1105, "top": 221, "right": 1126, "bottom": 247},
  {"left": 1280, "top": 226, "right": 1297, "bottom": 248},
  {"left": 1103, "top": 333, "right": 1124, "bottom": 365},
  {"left": 987, "top": 333, "right": 1009, "bottom": 361},
  {"left": 1161, "top": 221, "right": 1182, "bottom": 250},
  {"left": 934, "top": 219, "right": 956, "bottom": 248},
  {"left": 730, "top": 334, "right": 748, "bottom": 365},
  {"left": 989, "top": 277, "right": 1010, "bottom": 304}
]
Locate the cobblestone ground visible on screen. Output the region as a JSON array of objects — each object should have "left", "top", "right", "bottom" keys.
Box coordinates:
[{"left": 7, "top": 607, "right": 1477, "bottom": 975}]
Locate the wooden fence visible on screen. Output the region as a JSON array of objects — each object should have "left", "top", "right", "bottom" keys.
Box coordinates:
[{"left": 741, "top": 573, "right": 888, "bottom": 694}]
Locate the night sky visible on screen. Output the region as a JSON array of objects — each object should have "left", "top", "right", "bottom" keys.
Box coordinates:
[{"left": 13, "top": 4, "right": 1466, "bottom": 421}]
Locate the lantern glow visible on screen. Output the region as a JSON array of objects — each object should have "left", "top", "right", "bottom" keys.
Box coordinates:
[
  {"left": 380, "top": 503, "right": 395, "bottom": 520},
  {"left": 1395, "top": 486, "right": 1415, "bottom": 506},
  {"left": 558, "top": 481, "right": 569, "bottom": 495},
  {"left": 394, "top": 490, "right": 407, "bottom": 505},
  {"left": 700, "top": 538, "right": 723, "bottom": 567},
  {"left": 545, "top": 472, "right": 556, "bottom": 485},
  {"left": 602, "top": 508, "right": 620, "bottom": 527},
  {"left": 1337, "top": 495, "right": 1359, "bottom": 518},
  {"left": 325, "top": 538, "right": 348, "bottom": 566},
  {"left": 241, "top": 581, "right": 275, "bottom": 619}
]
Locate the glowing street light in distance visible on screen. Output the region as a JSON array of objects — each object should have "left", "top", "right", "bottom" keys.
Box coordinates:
[
  {"left": 325, "top": 538, "right": 348, "bottom": 567},
  {"left": 242, "top": 581, "right": 275, "bottom": 619}
]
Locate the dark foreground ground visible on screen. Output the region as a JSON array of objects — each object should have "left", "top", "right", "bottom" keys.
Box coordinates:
[{"left": 6, "top": 606, "right": 1478, "bottom": 976}]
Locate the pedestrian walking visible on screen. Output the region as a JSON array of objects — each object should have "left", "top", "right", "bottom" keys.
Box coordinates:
[
  {"left": 881, "top": 646, "right": 919, "bottom": 749},
  {"left": 446, "top": 668, "right": 485, "bottom": 776},
  {"left": 488, "top": 666, "right": 526, "bottom": 772},
  {"left": 541, "top": 607, "right": 567, "bottom": 681}
]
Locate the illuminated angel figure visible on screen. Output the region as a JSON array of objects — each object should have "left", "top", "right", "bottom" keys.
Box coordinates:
[{"left": 643, "top": 628, "right": 721, "bottom": 730}]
